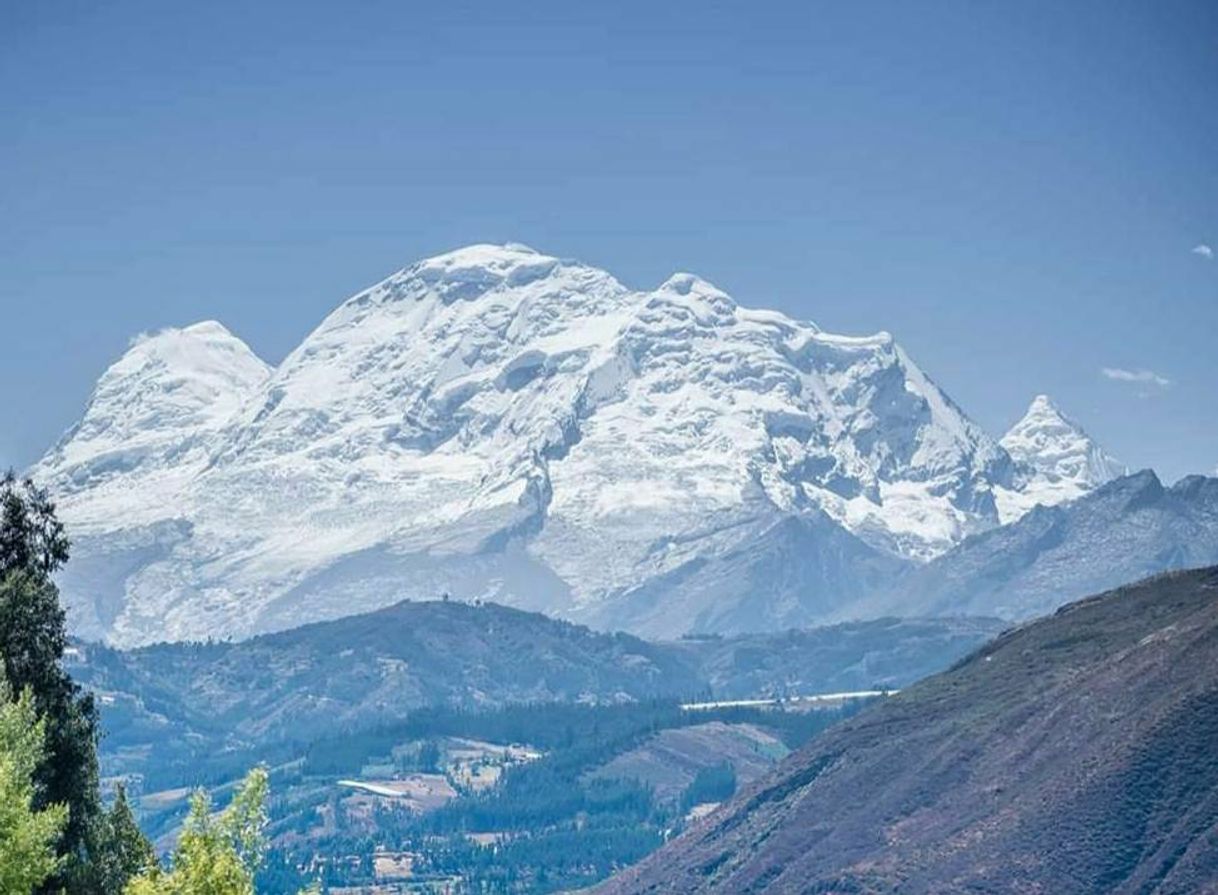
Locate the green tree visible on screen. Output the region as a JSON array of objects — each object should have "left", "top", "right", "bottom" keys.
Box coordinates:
[
  {"left": 679, "top": 761, "right": 736, "bottom": 813},
  {"left": 0, "top": 471, "right": 154, "bottom": 892},
  {"left": 125, "top": 767, "right": 269, "bottom": 895},
  {"left": 0, "top": 472, "right": 101, "bottom": 889},
  {"left": 0, "top": 471, "right": 69, "bottom": 579},
  {"left": 0, "top": 676, "right": 69, "bottom": 893},
  {"left": 94, "top": 784, "right": 158, "bottom": 894},
  {"left": 0, "top": 570, "right": 101, "bottom": 864}
]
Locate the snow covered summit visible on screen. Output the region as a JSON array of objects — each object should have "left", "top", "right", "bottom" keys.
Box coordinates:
[
  {"left": 36, "top": 321, "right": 271, "bottom": 529},
  {"left": 996, "top": 394, "right": 1126, "bottom": 522},
  {"left": 34, "top": 245, "right": 1119, "bottom": 645}
]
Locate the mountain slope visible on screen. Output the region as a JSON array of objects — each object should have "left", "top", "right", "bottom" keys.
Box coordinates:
[
  {"left": 597, "top": 566, "right": 1218, "bottom": 895},
  {"left": 670, "top": 615, "right": 1004, "bottom": 700},
  {"left": 862, "top": 471, "right": 1218, "bottom": 620},
  {"left": 74, "top": 600, "right": 702, "bottom": 747},
  {"left": 35, "top": 245, "right": 1116, "bottom": 645},
  {"left": 71, "top": 600, "right": 999, "bottom": 757}
]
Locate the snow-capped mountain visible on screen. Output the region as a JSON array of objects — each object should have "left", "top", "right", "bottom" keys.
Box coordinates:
[
  {"left": 34, "top": 244, "right": 1118, "bottom": 645},
  {"left": 38, "top": 321, "right": 272, "bottom": 530},
  {"left": 855, "top": 471, "right": 1218, "bottom": 621},
  {"left": 995, "top": 394, "right": 1126, "bottom": 522}
]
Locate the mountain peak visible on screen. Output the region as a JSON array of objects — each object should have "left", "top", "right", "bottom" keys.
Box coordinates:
[
  {"left": 1014, "top": 394, "right": 1078, "bottom": 438},
  {"left": 657, "top": 272, "right": 729, "bottom": 299},
  {"left": 995, "top": 395, "right": 1126, "bottom": 522},
  {"left": 412, "top": 242, "right": 548, "bottom": 268},
  {"left": 113, "top": 321, "right": 271, "bottom": 404},
  {"left": 31, "top": 248, "right": 1098, "bottom": 644},
  {"left": 34, "top": 322, "right": 271, "bottom": 506},
  {"left": 1027, "top": 393, "right": 1058, "bottom": 414},
  {"left": 179, "top": 319, "right": 236, "bottom": 338},
  {"left": 1003, "top": 395, "right": 1123, "bottom": 483},
  {"left": 128, "top": 319, "right": 246, "bottom": 351},
  {"left": 337, "top": 243, "right": 579, "bottom": 309}
]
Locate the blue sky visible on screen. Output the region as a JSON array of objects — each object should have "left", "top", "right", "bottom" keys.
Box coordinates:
[{"left": 2, "top": 0, "right": 1215, "bottom": 479}]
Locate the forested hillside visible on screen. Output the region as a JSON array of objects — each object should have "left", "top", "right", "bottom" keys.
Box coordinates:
[{"left": 68, "top": 598, "right": 1000, "bottom": 790}]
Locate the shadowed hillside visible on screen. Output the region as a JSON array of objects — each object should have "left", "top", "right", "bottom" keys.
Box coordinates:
[
  {"left": 69, "top": 599, "right": 1000, "bottom": 794},
  {"left": 75, "top": 599, "right": 702, "bottom": 744},
  {"left": 598, "top": 566, "right": 1218, "bottom": 895}
]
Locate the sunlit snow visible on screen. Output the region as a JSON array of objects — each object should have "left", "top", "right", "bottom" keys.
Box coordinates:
[{"left": 33, "top": 245, "right": 1120, "bottom": 645}]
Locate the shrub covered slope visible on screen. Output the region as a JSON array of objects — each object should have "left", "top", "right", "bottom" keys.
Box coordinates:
[{"left": 599, "top": 566, "right": 1218, "bottom": 895}]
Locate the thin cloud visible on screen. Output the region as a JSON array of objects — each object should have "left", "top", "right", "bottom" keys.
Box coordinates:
[
  {"left": 1192, "top": 243, "right": 1214, "bottom": 260},
  {"left": 1101, "top": 367, "right": 1171, "bottom": 388}
]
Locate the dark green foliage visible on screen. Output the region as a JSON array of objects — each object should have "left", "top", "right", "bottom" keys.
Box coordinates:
[
  {"left": 0, "top": 578, "right": 102, "bottom": 880},
  {"left": 72, "top": 599, "right": 999, "bottom": 789},
  {"left": 92, "top": 785, "right": 159, "bottom": 893},
  {"left": 679, "top": 762, "right": 736, "bottom": 813},
  {"left": 255, "top": 853, "right": 314, "bottom": 894},
  {"left": 247, "top": 699, "right": 865, "bottom": 893},
  {"left": 416, "top": 739, "right": 441, "bottom": 773},
  {"left": 0, "top": 471, "right": 153, "bottom": 894},
  {"left": 0, "top": 471, "right": 69, "bottom": 579},
  {"left": 421, "top": 822, "right": 666, "bottom": 893},
  {"left": 0, "top": 474, "right": 99, "bottom": 887}
]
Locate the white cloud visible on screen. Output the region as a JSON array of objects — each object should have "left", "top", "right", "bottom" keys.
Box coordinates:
[
  {"left": 1101, "top": 367, "right": 1171, "bottom": 388},
  {"left": 1192, "top": 243, "right": 1214, "bottom": 260}
]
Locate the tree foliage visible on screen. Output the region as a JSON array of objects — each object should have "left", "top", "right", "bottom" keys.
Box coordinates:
[
  {"left": 94, "top": 785, "right": 159, "bottom": 893},
  {"left": 0, "top": 677, "right": 68, "bottom": 893},
  {"left": 0, "top": 470, "right": 154, "bottom": 892},
  {"left": 0, "top": 474, "right": 100, "bottom": 889},
  {"left": 0, "top": 570, "right": 102, "bottom": 865},
  {"left": 125, "top": 767, "right": 269, "bottom": 895},
  {"left": 0, "top": 471, "right": 69, "bottom": 580}
]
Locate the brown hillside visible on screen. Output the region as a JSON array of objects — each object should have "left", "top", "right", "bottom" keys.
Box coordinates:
[{"left": 597, "top": 567, "right": 1218, "bottom": 895}]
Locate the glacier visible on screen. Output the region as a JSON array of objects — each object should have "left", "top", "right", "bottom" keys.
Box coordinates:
[{"left": 33, "top": 244, "right": 1125, "bottom": 645}]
